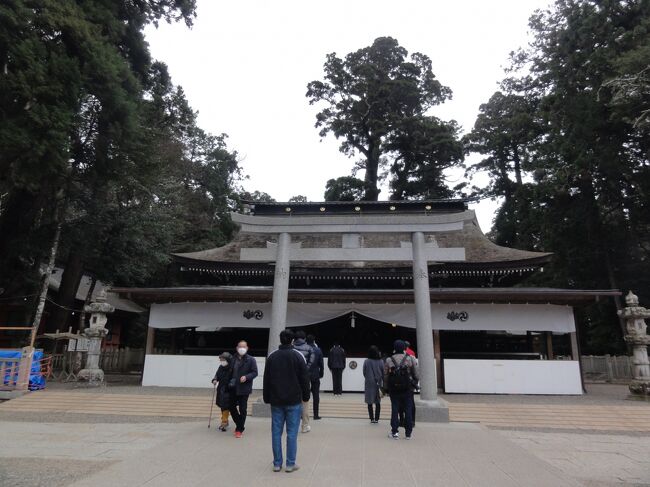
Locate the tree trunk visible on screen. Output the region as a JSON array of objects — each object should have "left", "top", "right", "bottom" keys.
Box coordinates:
[
  {"left": 363, "top": 140, "right": 380, "bottom": 201},
  {"left": 49, "top": 250, "right": 85, "bottom": 332},
  {"left": 579, "top": 175, "right": 627, "bottom": 341},
  {"left": 29, "top": 199, "right": 66, "bottom": 346},
  {"left": 512, "top": 146, "right": 523, "bottom": 186}
]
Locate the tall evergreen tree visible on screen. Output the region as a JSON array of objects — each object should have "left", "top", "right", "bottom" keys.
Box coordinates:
[
  {"left": 0, "top": 1, "right": 250, "bottom": 332},
  {"left": 464, "top": 91, "right": 540, "bottom": 248},
  {"left": 466, "top": 0, "right": 650, "bottom": 353},
  {"left": 307, "top": 37, "right": 462, "bottom": 201}
]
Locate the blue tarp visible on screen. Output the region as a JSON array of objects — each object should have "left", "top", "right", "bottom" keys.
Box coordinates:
[{"left": 0, "top": 350, "right": 46, "bottom": 390}]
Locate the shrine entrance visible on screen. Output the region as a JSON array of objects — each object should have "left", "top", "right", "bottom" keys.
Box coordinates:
[{"left": 300, "top": 312, "right": 416, "bottom": 358}]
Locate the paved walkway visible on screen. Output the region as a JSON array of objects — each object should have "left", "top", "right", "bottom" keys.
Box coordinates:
[
  {"left": 1, "top": 383, "right": 650, "bottom": 486},
  {"left": 0, "top": 418, "right": 578, "bottom": 487}
]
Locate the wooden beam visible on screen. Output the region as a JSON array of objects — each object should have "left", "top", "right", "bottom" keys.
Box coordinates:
[
  {"left": 572, "top": 309, "right": 586, "bottom": 393},
  {"left": 145, "top": 326, "right": 155, "bottom": 355},
  {"left": 570, "top": 332, "right": 579, "bottom": 360},
  {"left": 434, "top": 330, "right": 442, "bottom": 389}
]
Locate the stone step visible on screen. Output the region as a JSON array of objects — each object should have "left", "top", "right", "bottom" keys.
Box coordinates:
[{"left": 3, "top": 391, "right": 650, "bottom": 430}]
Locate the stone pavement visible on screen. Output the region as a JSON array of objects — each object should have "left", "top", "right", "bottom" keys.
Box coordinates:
[
  {"left": 499, "top": 429, "right": 650, "bottom": 487},
  {"left": 0, "top": 418, "right": 579, "bottom": 487},
  {"left": 1, "top": 383, "right": 649, "bottom": 486}
]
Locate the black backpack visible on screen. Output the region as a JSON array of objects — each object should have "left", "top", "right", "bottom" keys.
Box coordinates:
[{"left": 387, "top": 355, "right": 411, "bottom": 393}]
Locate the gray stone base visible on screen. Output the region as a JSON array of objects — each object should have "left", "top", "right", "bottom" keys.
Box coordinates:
[
  {"left": 414, "top": 398, "right": 450, "bottom": 423},
  {"left": 629, "top": 380, "right": 650, "bottom": 398},
  {"left": 78, "top": 369, "right": 105, "bottom": 384},
  {"left": 251, "top": 399, "right": 271, "bottom": 417}
]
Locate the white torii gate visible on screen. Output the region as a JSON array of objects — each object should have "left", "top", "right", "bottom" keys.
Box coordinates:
[{"left": 232, "top": 210, "right": 469, "bottom": 414}]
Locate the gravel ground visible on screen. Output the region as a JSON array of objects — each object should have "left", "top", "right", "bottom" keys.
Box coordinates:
[{"left": 0, "top": 458, "right": 115, "bottom": 487}]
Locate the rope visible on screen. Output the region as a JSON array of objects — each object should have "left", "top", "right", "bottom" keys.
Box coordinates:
[
  {"left": 0, "top": 293, "right": 38, "bottom": 302},
  {"left": 44, "top": 296, "right": 84, "bottom": 313}
]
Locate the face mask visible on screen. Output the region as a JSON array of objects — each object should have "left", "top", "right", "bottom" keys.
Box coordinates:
[
  {"left": 237, "top": 347, "right": 247, "bottom": 356},
  {"left": 220, "top": 361, "right": 228, "bottom": 367}
]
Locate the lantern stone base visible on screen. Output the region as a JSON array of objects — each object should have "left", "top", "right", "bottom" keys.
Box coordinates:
[
  {"left": 628, "top": 380, "right": 650, "bottom": 400},
  {"left": 78, "top": 368, "right": 105, "bottom": 384}
]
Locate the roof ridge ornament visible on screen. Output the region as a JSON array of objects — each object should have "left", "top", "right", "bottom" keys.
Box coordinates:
[{"left": 625, "top": 290, "right": 639, "bottom": 306}]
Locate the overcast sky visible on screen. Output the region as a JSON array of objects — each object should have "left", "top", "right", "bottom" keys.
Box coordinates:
[{"left": 144, "top": 0, "right": 551, "bottom": 231}]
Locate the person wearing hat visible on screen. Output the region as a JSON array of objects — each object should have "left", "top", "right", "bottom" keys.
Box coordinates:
[
  {"left": 212, "top": 352, "right": 234, "bottom": 431},
  {"left": 403, "top": 340, "right": 418, "bottom": 427},
  {"left": 383, "top": 339, "right": 418, "bottom": 440}
]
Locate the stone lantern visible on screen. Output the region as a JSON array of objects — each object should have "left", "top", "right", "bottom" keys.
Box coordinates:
[
  {"left": 78, "top": 289, "right": 114, "bottom": 383},
  {"left": 618, "top": 291, "right": 650, "bottom": 398}
]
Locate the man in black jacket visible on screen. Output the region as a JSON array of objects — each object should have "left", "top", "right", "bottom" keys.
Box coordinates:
[
  {"left": 229, "top": 340, "right": 258, "bottom": 438},
  {"left": 328, "top": 342, "right": 346, "bottom": 395},
  {"left": 292, "top": 330, "right": 315, "bottom": 432},
  {"left": 306, "top": 334, "right": 324, "bottom": 419},
  {"left": 263, "top": 329, "right": 310, "bottom": 473}
]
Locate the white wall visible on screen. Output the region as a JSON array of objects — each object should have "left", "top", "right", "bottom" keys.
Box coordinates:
[
  {"left": 443, "top": 359, "right": 583, "bottom": 395},
  {"left": 142, "top": 355, "right": 367, "bottom": 391},
  {"left": 144, "top": 355, "right": 584, "bottom": 395}
]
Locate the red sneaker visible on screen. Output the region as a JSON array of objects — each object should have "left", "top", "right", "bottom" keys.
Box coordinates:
[{"left": 234, "top": 431, "right": 242, "bottom": 439}]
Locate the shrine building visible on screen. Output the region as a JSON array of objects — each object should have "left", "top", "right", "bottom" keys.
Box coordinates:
[{"left": 113, "top": 200, "right": 619, "bottom": 403}]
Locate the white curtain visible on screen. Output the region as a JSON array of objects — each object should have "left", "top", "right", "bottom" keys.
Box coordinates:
[{"left": 150, "top": 301, "right": 574, "bottom": 332}]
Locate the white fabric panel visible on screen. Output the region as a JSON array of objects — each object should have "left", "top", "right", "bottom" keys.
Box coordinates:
[
  {"left": 142, "top": 355, "right": 367, "bottom": 391},
  {"left": 443, "top": 359, "right": 583, "bottom": 394},
  {"left": 143, "top": 355, "right": 264, "bottom": 389},
  {"left": 149, "top": 302, "right": 575, "bottom": 332}
]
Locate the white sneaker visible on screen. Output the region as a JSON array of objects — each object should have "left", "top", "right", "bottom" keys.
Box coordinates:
[
  {"left": 302, "top": 425, "right": 311, "bottom": 433},
  {"left": 389, "top": 432, "right": 399, "bottom": 440}
]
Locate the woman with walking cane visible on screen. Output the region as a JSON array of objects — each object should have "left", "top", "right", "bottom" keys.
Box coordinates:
[{"left": 210, "top": 352, "right": 234, "bottom": 431}]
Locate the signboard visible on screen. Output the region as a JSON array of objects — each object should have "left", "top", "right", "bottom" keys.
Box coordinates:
[{"left": 67, "top": 337, "right": 90, "bottom": 352}]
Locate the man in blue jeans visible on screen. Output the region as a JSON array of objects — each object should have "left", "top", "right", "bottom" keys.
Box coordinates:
[{"left": 263, "top": 329, "right": 311, "bottom": 473}]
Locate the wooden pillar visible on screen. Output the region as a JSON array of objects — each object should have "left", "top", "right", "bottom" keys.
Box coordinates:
[
  {"left": 17, "top": 347, "right": 34, "bottom": 392},
  {"left": 545, "top": 332, "right": 554, "bottom": 360},
  {"left": 572, "top": 308, "right": 586, "bottom": 393},
  {"left": 434, "top": 330, "right": 442, "bottom": 389},
  {"left": 526, "top": 331, "right": 533, "bottom": 352},
  {"left": 145, "top": 326, "right": 155, "bottom": 355},
  {"left": 569, "top": 332, "right": 579, "bottom": 360}
]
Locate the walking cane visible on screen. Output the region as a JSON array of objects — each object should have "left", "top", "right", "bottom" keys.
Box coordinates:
[{"left": 208, "top": 382, "right": 217, "bottom": 428}]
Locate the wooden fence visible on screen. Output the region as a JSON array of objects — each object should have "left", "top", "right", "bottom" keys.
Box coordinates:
[
  {"left": 580, "top": 354, "right": 633, "bottom": 382},
  {"left": 48, "top": 347, "right": 145, "bottom": 379},
  {"left": 0, "top": 357, "right": 24, "bottom": 391},
  {"left": 98, "top": 347, "right": 145, "bottom": 373}
]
